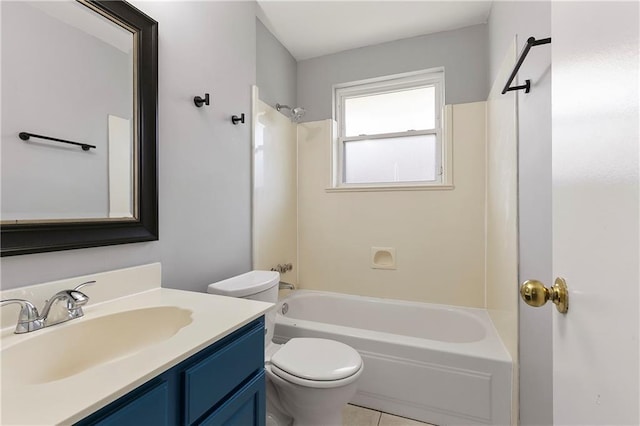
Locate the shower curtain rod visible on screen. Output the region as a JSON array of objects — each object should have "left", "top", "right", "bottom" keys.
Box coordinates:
[{"left": 502, "top": 36, "right": 551, "bottom": 95}]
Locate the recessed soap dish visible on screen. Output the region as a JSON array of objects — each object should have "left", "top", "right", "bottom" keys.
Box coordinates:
[{"left": 371, "top": 247, "right": 396, "bottom": 270}]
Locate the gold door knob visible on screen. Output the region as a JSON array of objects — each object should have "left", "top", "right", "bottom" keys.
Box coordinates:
[{"left": 520, "top": 278, "right": 569, "bottom": 313}]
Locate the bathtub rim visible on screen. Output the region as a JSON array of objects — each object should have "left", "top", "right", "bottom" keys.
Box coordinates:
[{"left": 275, "top": 289, "right": 511, "bottom": 364}]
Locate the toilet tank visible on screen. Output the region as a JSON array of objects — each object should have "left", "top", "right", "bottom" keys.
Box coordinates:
[
  {"left": 207, "top": 270, "right": 280, "bottom": 303},
  {"left": 208, "top": 271, "right": 280, "bottom": 346}
]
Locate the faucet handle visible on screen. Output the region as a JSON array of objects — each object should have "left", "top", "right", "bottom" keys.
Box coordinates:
[
  {"left": 66, "top": 281, "right": 95, "bottom": 319},
  {"left": 73, "top": 280, "right": 96, "bottom": 292},
  {"left": 0, "top": 299, "right": 43, "bottom": 334}
]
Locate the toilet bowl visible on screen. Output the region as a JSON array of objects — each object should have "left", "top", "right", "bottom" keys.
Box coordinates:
[
  {"left": 208, "top": 271, "right": 363, "bottom": 426},
  {"left": 266, "top": 338, "right": 363, "bottom": 426}
]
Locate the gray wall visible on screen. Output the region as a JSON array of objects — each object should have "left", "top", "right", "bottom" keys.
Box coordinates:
[
  {"left": 1, "top": 1, "right": 257, "bottom": 293},
  {"left": 487, "top": 2, "right": 552, "bottom": 426},
  {"left": 256, "top": 19, "right": 297, "bottom": 111},
  {"left": 297, "top": 24, "right": 489, "bottom": 122},
  {"left": 1, "top": 2, "right": 131, "bottom": 220}
]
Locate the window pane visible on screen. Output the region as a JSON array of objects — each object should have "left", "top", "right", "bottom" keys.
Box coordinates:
[
  {"left": 344, "top": 86, "right": 435, "bottom": 136},
  {"left": 344, "top": 135, "right": 437, "bottom": 184}
]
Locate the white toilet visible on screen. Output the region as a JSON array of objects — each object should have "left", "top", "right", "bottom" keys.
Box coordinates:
[{"left": 208, "top": 271, "right": 363, "bottom": 426}]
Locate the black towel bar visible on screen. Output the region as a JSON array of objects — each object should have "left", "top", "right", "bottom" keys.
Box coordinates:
[{"left": 19, "top": 132, "right": 96, "bottom": 151}]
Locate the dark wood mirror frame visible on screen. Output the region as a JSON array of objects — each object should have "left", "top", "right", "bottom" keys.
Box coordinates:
[{"left": 1, "top": 0, "right": 158, "bottom": 257}]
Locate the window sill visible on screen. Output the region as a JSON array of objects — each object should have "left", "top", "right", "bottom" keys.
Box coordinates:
[{"left": 325, "top": 184, "right": 454, "bottom": 193}]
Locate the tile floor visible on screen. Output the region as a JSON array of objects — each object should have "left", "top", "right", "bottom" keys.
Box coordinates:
[{"left": 342, "top": 404, "right": 436, "bottom": 426}]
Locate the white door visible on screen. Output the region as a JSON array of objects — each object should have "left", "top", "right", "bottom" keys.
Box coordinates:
[{"left": 551, "top": 2, "right": 639, "bottom": 424}]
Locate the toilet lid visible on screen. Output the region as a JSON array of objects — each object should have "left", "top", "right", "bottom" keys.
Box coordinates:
[
  {"left": 207, "top": 270, "right": 279, "bottom": 298},
  {"left": 270, "top": 338, "right": 362, "bottom": 381}
]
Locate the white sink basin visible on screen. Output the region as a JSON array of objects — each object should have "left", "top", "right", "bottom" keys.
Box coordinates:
[{"left": 2, "top": 306, "right": 192, "bottom": 385}]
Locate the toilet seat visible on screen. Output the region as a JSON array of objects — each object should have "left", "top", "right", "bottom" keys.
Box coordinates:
[{"left": 269, "top": 338, "right": 363, "bottom": 389}]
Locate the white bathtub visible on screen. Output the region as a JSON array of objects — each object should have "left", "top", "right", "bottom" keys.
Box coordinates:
[{"left": 273, "top": 290, "right": 511, "bottom": 426}]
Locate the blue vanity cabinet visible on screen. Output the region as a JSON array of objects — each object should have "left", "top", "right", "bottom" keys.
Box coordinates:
[
  {"left": 75, "top": 317, "right": 265, "bottom": 426},
  {"left": 198, "top": 372, "right": 266, "bottom": 426}
]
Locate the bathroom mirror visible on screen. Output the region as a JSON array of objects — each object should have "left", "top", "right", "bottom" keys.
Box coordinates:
[{"left": 0, "top": 0, "right": 158, "bottom": 256}]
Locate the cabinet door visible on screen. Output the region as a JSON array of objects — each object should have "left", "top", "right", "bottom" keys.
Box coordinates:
[
  {"left": 77, "top": 380, "right": 170, "bottom": 426},
  {"left": 183, "top": 324, "right": 264, "bottom": 424},
  {"left": 198, "top": 372, "right": 265, "bottom": 426}
]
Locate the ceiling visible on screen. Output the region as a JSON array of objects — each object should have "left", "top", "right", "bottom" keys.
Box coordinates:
[{"left": 256, "top": 1, "right": 493, "bottom": 61}]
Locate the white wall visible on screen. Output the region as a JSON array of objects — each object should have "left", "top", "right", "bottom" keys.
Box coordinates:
[
  {"left": 1, "top": 1, "right": 257, "bottom": 292},
  {"left": 487, "top": 3, "right": 553, "bottom": 425},
  {"left": 297, "top": 24, "right": 489, "bottom": 123},
  {"left": 297, "top": 103, "right": 486, "bottom": 307},
  {"left": 256, "top": 19, "right": 297, "bottom": 112},
  {"left": 252, "top": 91, "right": 297, "bottom": 284}
]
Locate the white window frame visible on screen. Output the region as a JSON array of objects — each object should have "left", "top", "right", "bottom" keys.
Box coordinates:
[{"left": 330, "top": 68, "right": 452, "bottom": 192}]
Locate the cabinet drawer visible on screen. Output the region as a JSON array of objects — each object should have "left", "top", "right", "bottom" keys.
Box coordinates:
[
  {"left": 183, "top": 324, "right": 264, "bottom": 424},
  {"left": 198, "top": 371, "right": 265, "bottom": 426}
]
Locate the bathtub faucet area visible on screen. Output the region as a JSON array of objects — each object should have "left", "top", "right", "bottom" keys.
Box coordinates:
[
  {"left": 271, "top": 263, "right": 293, "bottom": 274},
  {"left": 279, "top": 282, "right": 295, "bottom": 290}
]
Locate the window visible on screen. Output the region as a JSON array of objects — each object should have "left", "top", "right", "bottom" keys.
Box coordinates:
[{"left": 332, "top": 69, "right": 450, "bottom": 190}]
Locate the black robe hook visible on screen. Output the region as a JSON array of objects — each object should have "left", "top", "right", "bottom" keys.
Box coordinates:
[
  {"left": 194, "top": 93, "right": 210, "bottom": 107},
  {"left": 231, "top": 113, "right": 245, "bottom": 125}
]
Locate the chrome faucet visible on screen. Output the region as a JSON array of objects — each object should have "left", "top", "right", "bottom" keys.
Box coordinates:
[
  {"left": 279, "top": 281, "right": 295, "bottom": 290},
  {"left": 39, "top": 280, "right": 95, "bottom": 326},
  {"left": 0, "top": 299, "right": 43, "bottom": 333},
  {"left": 0, "top": 280, "right": 96, "bottom": 334}
]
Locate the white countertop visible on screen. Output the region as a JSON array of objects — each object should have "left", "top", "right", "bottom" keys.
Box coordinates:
[{"left": 0, "top": 265, "right": 272, "bottom": 425}]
